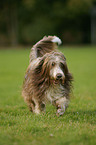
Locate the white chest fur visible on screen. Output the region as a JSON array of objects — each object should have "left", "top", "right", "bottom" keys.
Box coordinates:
[{"left": 45, "top": 84, "right": 65, "bottom": 103}]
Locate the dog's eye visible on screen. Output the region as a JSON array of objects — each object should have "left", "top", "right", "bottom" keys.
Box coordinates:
[
  {"left": 52, "top": 62, "right": 55, "bottom": 66},
  {"left": 60, "top": 62, "right": 65, "bottom": 68}
]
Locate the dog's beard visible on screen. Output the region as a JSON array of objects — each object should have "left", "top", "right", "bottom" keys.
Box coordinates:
[{"left": 50, "top": 78, "right": 64, "bottom": 85}]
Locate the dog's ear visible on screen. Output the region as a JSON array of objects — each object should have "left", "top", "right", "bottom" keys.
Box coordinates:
[
  {"left": 64, "top": 64, "right": 73, "bottom": 80},
  {"left": 66, "top": 71, "right": 73, "bottom": 81},
  {"left": 32, "top": 55, "right": 50, "bottom": 97},
  {"left": 35, "top": 57, "right": 45, "bottom": 74},
  {"left": 64, "top": 66, "right": 73, "bottom": 91},
  {"left": 61, "top": 61, "right": 73, "bottom": 85}
]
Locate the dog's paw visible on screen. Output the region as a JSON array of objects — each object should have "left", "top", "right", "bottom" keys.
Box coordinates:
[{"left": 56, "top": 105, "right": 66, "bottom": 116}]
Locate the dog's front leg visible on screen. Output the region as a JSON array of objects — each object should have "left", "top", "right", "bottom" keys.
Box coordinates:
[
  {"left": 56, "top": 104, "right": 66, "bottom": 116},
  {"left": 55, "top": 97, "right": 69, "bottom": 116}
]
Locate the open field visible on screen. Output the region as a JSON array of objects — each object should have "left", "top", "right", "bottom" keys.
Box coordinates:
[{"left": 0, "top": 46, "right": 96, "bottom": 145}]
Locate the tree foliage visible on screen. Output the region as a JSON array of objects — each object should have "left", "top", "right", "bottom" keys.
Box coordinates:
[{"left": 0, "top": 0, "right": 94, "bottom": 46}]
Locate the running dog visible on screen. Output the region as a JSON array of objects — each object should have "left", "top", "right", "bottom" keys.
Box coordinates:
[{"left": 22, "top": 36, "right": 73, "bottom": 116}]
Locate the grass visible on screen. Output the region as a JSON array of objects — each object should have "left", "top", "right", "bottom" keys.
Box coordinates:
[{"left": 0, "top": 46, "right": 96, "bottom": 145}]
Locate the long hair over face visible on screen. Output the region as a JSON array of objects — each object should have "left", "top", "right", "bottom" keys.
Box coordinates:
[
  {"left": 32, "top": 55, "right": 51, "bottom": 100},
  {"left": 32, "top": 52, "right": 73, "bottom": 100}
]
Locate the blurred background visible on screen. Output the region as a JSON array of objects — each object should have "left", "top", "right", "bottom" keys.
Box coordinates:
[{"left": 0, "top": 0, "right": 96, "bottom": 47}]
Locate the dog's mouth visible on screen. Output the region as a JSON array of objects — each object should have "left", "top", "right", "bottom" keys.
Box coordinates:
[{"left": 51, "top": 78, "right": 64, "bottom": 85}]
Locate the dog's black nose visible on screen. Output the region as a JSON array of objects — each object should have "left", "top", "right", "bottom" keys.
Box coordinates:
[{"left": 56, "top": 73, "right": 62, "bottom": 79}]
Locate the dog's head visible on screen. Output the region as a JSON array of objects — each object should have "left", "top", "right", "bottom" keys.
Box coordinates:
[
  {"left": 39, "top": 51, "right": 66, "bottom": 85},
  {"left": 32, "top": 51, "right": 73, "bottom": 99},
  {"left": 48, "top": 52, "right": 66, "bottom": 85},
  {"left": 34, "top": 51, "right": 73, "bottom": 86}
]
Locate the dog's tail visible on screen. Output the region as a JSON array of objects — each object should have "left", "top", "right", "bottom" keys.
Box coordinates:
[{"left": 30, "top": 36, "right": 62, "bottom": 62}]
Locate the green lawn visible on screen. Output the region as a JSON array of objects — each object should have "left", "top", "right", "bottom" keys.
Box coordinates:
[{"left": 0, "top": 46, "right": 96, "bottom": 145}]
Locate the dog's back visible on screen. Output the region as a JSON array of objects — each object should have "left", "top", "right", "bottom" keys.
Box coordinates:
[{"left": 29, "top": 36, "right": 62, "bottom": 62}]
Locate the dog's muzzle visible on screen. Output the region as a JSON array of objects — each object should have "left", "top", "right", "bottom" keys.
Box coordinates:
[
  {"left": 56, "top": 73, "right": 63, "bottom": 79},
  {"left": 51, "top": 73, "right": 65, "bottom": 85}
]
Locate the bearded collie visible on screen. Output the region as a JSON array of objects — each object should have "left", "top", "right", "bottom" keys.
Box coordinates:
[{"left": 22, "top": 36, "right": 73, "bottom": 116}]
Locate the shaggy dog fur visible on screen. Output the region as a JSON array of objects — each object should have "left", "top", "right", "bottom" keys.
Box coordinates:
[{"left": 22, "top": 36, "right": 73, "bottom": 116}]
